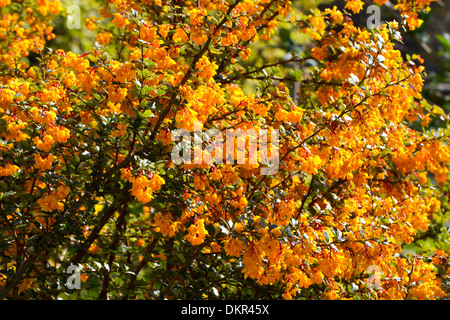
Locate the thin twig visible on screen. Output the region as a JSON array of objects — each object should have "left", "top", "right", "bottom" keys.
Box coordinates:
[{"left": 295, "top": 174, "right": 315, "bottom": 220}]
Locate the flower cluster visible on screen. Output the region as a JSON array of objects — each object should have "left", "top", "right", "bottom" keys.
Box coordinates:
[{"left": 129, "top": 174, "right": 166, "bottom": 204}]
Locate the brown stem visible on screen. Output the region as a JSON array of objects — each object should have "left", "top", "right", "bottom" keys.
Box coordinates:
[
  {"left": 123, "top": 237, "right": 158, "bottom": 300},
  {"left": 160, "top": 243, "right": 208, "bottom": 299},
  {"left": 295, "top": 174, "right": 315, "bottom": 220},
  {"left": 71, "top": 202, "right": 120, "bottom": 266},
  {"left": 98, "top": 203, "right": 129, "bottom": 300}
]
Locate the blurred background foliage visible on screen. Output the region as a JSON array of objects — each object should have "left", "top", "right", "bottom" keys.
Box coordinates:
[{"left": 49, "top": 0, "right": 98, "bottom": 53}]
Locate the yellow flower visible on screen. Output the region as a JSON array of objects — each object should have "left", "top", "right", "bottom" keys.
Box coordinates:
[
  {"left": 195, "top": 56, "right": 218, "bottom": 81},
  {"left": 185, "top": 219, "right": 209, "bottom": 245},
  {"left": 172, "top": 27, "right": 189, "bottom": 43},
  {"left": 34, "top": 134, "right": 54, "bottom": 152},
  {"left": 112, "top": 13, "right": 129, "bottom": 28},
  {"left": 96, "top": 31, "right": 112, "bottom": 45},
  {"left": 34, "top": 153, "right": 55, "bottom": 171},
  {"left": 239, "top": 47, "right": 251, "bottom": 61},
  {"left": 224, "top": 237, "right": 245, "bottom": 257},
  {"left": 345, "top": 0, "right": 364, "bottom": 14},
  {"left": 0, "top": 163, "right": 19, "bottom": 176},
  {"left": 85, "top": 17, "right": 97, "bottom": 31},
  {"left": 0, "top": 0, "right": 11, "bottom": 7},
  {"left": 130, "top": 173, "right": 165, "bottom": 204},
  {"left": 312, "top": 46, "right": 327, "bottom": 61},
  {"left": 159, "top": 24, "right": 171, "bottom": 38}
]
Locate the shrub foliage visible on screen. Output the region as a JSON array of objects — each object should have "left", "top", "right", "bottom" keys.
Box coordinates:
[{"left": 0, "top": 0, "right": 449, "bottom": 299}]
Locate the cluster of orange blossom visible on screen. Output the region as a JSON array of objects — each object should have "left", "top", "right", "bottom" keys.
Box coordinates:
[{"left": 0, "top": 0, "right": 449, "bottom": 299}]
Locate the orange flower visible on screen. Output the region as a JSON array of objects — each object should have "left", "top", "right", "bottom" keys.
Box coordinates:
[
  {"left": 344, "top": 0, "right": 364, "bottom": 14},
  {"left": 224, "top": 237, "right": 245, "bottom": 257},
  {"left": 97, "top": 31, "right": 112, "bottom": 45},
  {"left": 0, "top": 0, "right": 11, "bottom": 8},
  {"left": 195, "top": 56, "right": 218, "bottom": 81}
]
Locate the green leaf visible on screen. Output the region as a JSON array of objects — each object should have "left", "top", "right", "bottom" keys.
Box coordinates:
[
  {"left": 141, "top": 109, "right": 153, "bottom": 118},
  {"left": 132, "top": 117, "right": 142, "bottom": 129},
  {"left": 290, "top": 69, "right": 303, "bottom": 81},
  {"left": 323, "top": 230, "right": 330, "bottom": 243},
  {"left": 141, "top": 85, "right": 153, "bottom": 96},
  {"left": 206, "top": 224, "right": 215, "bottom": 237},
  {"left": 0, "top": 191, "right": 16, "bottom": 199},
  {"left": 359, "top": 227, "right": 365, "bottom": 239}
]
